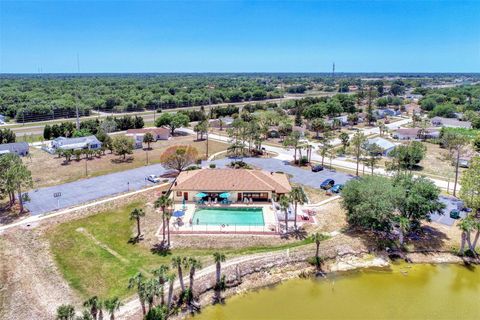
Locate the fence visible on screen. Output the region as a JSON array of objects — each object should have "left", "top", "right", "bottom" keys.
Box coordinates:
[{"left": 171, "top": 222, "right": 278, "bottom": 235}]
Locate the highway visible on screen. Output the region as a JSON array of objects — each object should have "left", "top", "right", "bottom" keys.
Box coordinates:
[{"left": 4, "top": 93, "right": 336, "bottom": 137}]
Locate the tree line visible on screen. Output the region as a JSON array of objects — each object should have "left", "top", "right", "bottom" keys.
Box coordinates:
[{"left": 0, "top": 74, "right": 285, "bottom": 123}]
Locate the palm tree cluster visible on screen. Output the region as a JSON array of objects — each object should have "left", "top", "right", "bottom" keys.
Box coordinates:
[
  {"left": 126, "top": 252, "right": 227, "bottom": 319},
  {"left": 154, "top": 194, "right": 173, "bottom": 248},
  {"left": 278, "top": 186, "right": 308, "bottom": 236},
  {"left": 56, "top": 296, "right": 122, "bottom": 320}
]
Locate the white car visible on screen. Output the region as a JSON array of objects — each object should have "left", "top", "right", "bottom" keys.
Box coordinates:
[{"left": 147, "top": 175, "right": 161, "bottom": 183}]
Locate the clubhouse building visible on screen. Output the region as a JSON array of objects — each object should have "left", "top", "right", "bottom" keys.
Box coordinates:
[{"left": 171, "top": 168, "right": 292, "bottom": 203}]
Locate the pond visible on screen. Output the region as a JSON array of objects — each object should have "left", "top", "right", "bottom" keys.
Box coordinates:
[{"left": 194, "top": 263, "right": 479, "bottom": 320}]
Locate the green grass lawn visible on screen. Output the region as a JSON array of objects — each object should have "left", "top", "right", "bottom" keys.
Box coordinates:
[{"left": 47, "top": 201, "right": 314, "bottom": 300}]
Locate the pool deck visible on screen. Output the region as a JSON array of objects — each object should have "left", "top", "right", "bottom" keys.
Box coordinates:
[{"left": 169, "top": 203, "right": 280, "bottom": 235}]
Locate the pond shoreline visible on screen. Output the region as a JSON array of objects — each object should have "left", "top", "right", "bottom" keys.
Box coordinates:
[{"left": 174, "top": 250, "right": 478, "bottom": 320}]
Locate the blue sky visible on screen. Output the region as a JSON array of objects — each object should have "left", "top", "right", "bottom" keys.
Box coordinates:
[{"left": 1, "top": 0, "right": 479, "bottom": 73}]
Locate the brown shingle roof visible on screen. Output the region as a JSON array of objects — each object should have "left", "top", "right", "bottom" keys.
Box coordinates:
[{"left": 172, "top": 168, "right": 291, "bottom": 193}]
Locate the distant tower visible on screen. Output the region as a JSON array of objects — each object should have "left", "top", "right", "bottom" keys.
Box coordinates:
[{"left": 332, "top": 62, "right": 335, "bottom": 78}]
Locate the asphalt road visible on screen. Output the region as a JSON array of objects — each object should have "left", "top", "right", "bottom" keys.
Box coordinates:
[
  {"left": 206, "top": 157, "right": 355, "bottom": 189},
  {"left": 24, "top": 164, "right": 167, "bottom": 215},
  {"left": 6, "top": 94, "right": 321, "bottom": 137}
]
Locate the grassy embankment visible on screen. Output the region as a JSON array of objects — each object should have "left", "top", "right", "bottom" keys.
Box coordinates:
[{"left": 47, "top": 202, "right": 314, "bottom": 299}]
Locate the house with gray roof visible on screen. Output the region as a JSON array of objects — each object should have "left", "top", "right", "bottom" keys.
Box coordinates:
[
  {"left": 430, "top": 117, "right": 472, "bottom": 129},
  {"left": 365, "top": 137, "right": 397, "bottom": 156},
  {"left": 392, "top": 127, "right": 440, "bottom": 140},
  {"left": 51, "top": 135, "right": 102, "bottom": 151},
  {"left": 0, "top": 142, "right": 29, "bottom": 156}
]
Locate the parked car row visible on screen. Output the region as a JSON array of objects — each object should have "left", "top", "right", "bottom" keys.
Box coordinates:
[{"left": 320, "top": 178, "right": 343, "bottom": 193}]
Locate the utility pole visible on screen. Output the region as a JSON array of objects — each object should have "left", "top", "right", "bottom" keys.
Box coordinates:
[
  {"left": 75, "top": 53, "right": 81, "bottom": 130},
  {"left": 206, "top": 85, "right": 213, "bottom": 158}
]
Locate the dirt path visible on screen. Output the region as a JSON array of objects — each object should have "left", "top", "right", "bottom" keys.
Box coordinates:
[{"left": 0, "top": 227, "right": 81, "bottom": 320}]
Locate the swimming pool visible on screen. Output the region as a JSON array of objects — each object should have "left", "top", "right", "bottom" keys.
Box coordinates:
[{"left": 192, "top": 207, "right": 265, "bottom": 226}]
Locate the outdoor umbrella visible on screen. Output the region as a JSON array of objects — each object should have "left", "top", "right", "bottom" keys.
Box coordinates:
[
  {"left": 195, "top": 192, "right": 208, "bottom": 198},
  {"left": 219, "top": 192, "right": 231, "bottom": 198},
  {"left": 172, "top": 210, "right": 185, "bottom": 218}
]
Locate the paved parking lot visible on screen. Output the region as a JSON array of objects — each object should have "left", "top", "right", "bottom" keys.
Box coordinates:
[
  {"left": 25, "top": 164, "right": 167, "bottom": 215},
  {"left": 205, "top": 157, "right": 355, "bottom": 190},
  {"left": 430, "top": 196, "right": 467, "bottom": 226}
]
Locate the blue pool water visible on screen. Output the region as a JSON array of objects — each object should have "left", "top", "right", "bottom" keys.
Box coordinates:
[{"left": 192, "top": 207, "right": 265, "bottom": 226}]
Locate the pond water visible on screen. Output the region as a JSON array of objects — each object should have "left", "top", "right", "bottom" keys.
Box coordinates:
[{"left": 194, "top": 263, "right": 479, "bottom": 320}]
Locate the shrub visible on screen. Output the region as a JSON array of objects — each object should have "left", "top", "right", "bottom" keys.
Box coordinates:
[{"left": 209, "top": 163, "right": 216, "bottom": 168}]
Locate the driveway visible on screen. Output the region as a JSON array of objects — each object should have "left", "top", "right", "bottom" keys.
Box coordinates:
[
  {"left": 24, "top": 164, "right": 167, "bottom": 215},
  {"left": 205, "top": 157, "right": 355, "bottom": 189}
]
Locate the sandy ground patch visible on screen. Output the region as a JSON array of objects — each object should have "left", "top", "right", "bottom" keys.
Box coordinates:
[
  {"left": 0, "top": 229, "right": 81, "bottom": 320},
  {"left": 0, "top": 189, "right": 159, "bottom": 320},
  {"left": 304, "top": 199, "right": 348, "bottom": 234}
]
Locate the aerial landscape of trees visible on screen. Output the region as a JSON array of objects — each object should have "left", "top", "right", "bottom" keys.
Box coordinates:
[{"left": 0, "top": 74, "right": 287, "bottom": 123}]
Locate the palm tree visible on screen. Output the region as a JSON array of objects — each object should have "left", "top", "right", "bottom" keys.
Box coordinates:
[
  {"left": 128, "top": 272, "right": 147, "bottom": 315},
  {"left": 396, "top": 216, "right": 410, "bottom": 247},
  {"left": 289, "top": 187, "right": 308, "bottom": 230},
  {"left": 83, "top": 296, "right": 101, "bottom": 320},
  {"left": 154, "top": 195, "right": 173, "bottom": 243},
  {"left": 104, "top": 297, "right": 122, "bottom": 320},
  {"left": 458, "top": 217, "right": 474, "bottom": 256},
  {"left": 187, "top": 257, "right": 202, "bottom": 293},
  {"left": 144, "top": 279, "right": 161, "bottom": 311},
  {"left": 129, "top": 208, "right": 145, "bottom": 240},
  {"left": 471, "top": 218, "right": 480, "bottom": 253},
  {"left": 213, "top": 252, "right": 226, "bottom": 303},
  {"left": 152, "top": 265, "right": 169, "bottom": 305},
  {"left": 56, "top": 304, "right": 75, "bottom": 320},
  {"left": 311, "top": 232, "right": 323, "bottom": 272},
  {"left": 166, "top": 272, "right": 176, "bottom": 314},
  {"left": 77, "top": 310, "right": 95, "bottom": 320},
  {"left": 279, "top": 195, "right": 290, "bottom": 235},
  {"left": 171, "top": 256, "right": 186, "bottom": 292},
  {"left": 283, "top": 131, "right": 302, "bottom": 165},
  {"left": 165, "top": 210, "right": 173, "bottom": 247},
  {"left": 351, "top": 131, "right": 367, "bottom": 176}
]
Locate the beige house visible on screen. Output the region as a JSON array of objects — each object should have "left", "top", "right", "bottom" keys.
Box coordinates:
[
  {"left": 126, "top": 127, "right": 171, "bottom": 140},
  {"left": 171, "top": 168, "right": 291, "bottom": 203}
]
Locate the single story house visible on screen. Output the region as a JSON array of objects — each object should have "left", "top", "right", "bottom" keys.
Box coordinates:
[
  {"left": 268, "top": 125, "right": 306, "bottom": 139},
  {"left": 365, "top": 137, "right": 397, "bottom": 156},
  {"left": 375, "top": 109, "right": 401, "bottom": 119},
  {"left": 130, "top": 134, "right": 143, "bottom": 149},
  {"left": 392, "top": 128, "right": 440, "bottom": 140},
  {"left": 208, "top": 117, "right": 234, "bottom": 129},
  {"left": 0, "top": 142, "right": 29, "bottom": 156},
  {"left": 51, "top": 136, "right": 102, "bottom": 151},
  {"left": 430, "top": 117, "right": 472, "bottom": 129},
  {"left": 171, "top": 168, "right": 292, "bottom": 203},
  {"left": 326, "top": 115, "right": 349, "bottom": 127},
  {"left": 126, "top": 127, "right": 170, "bottom": 141}
]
